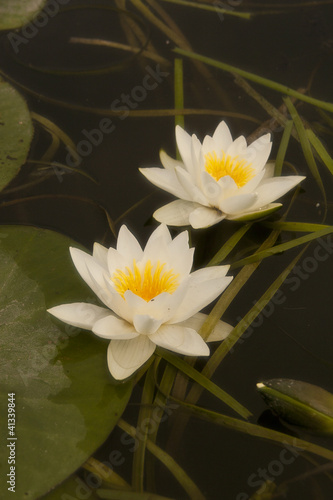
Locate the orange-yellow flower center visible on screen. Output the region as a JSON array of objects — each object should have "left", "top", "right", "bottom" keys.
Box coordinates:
[
  {"left": 111, "top": 260, "right": 179, "bottom": 302},
  {"left": 205, "top": 151, "right": 255, "bottom": 188}
]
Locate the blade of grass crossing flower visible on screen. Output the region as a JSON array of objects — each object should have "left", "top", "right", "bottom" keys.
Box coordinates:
[
  {"left": 158, "top": 349, "right": 251, "bottom": 418},
  {"left": 207, "top": 223, "right": 252, "bottom": 266},
  {"left": 306, "top": 128, "right": 333, "bottom": 176},
  {"left": 207, "top": 247, "right": 307, "bottom": 372},
  {"left": 274, "top": 120, "right": 293, "bottom": 176},
  {"left": 118, "top": 419, "right": 205, "bottom": 500},
  {"left": 165, "top": 230, "right": 280, "bottom": 454},
  {"left": 231, "top": 226, "right": 333, "bottom": 269},
  {"left": 173, "top": 48, "right": 333, "bottom": 113},
  {"left": 132, "top": 364, "right": 156, "bottom": 492},
  {"left": 284, "top": 97, "right": 326, "bottom": 206},
  {"left": 174, "top": 58, "right": 184, "bottom": 134},
  {"left": 179, "top": 403, "right": 333, "bottom": 462},
  {"left": 200, "top": 229, "right": 280, "bottom": 341}
]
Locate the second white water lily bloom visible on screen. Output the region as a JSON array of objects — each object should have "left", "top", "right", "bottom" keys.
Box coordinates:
[
  {"left": 140, "top": 121, "right": 305, "bottom": 228},
  {"left": 48, "top": 225, "right": 233, "bottom": 380}
]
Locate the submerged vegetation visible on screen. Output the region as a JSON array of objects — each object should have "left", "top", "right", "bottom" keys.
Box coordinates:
[{"left": 0, "top": 0, "right": 333, "bottom": 499}]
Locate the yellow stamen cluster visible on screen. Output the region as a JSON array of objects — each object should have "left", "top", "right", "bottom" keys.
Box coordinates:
[
  {"left": 111, "top": 260, "right": 179, "bottom": 302},
  {"left": 205, "top": 151, "right": 255, "bottom": 188}
]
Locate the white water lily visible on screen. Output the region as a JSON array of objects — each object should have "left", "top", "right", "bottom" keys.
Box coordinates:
[
  {"left": 48, "top": 224, "right": 233, "bottom": 380},
  {"left": 140, "top": 121, "right": 305, "bottom": 228}
]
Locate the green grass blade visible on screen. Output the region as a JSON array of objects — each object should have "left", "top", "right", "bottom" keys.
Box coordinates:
[
  {"left": 132, "top": 365, "right": 156, "bottom": 492},
  {"left": 274, "top": 120, "right": 293, "bottom": 176},
  {"left": 264, "top": 221, "right": 331, "bottom": 232},
  {"left": 210, "top": 247, "right": 307, "bottom": 364},
  {"left": 118, "top": 419, "right": 205, "bottom": 500},
  {"left": 284, "top": 97, "right": 326, "bottom": 204},
  {"left": 161, "top": 0, "right": 251, "bottom": 18},
  {"left": 173, "top": 48, "right": 333, "bottom": 113},
  {"left": 174, "top": 58, "right": 184, "bottom": 143},
  {"left": 158, "top": 349, "right": 252, "bottom": 419},
  {"left": 207, "top": 223, "right": 253, "bottom": 266},
  {"left": 231, "top": 226, "right": 333, "bottom": 268},
  {"left": 307, "top": 128, "right": 333, "bottom": 176},
  {"left": 180, "top": 403, "right": 333, "bottom": 462},
  {"left": 200, "top": 229, "right": 280, "bottom": 342}
]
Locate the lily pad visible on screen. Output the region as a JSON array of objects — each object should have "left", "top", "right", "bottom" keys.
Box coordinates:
[
  {"left": 0, "top": 79, "right": 34, "bottom": 191},
  {"left": 0, "top": 225, "right": 132, "bottom": 499},
  {"left": 0, "top": 0, "right": 48, "bottom": 30},
  {"left": 257, "top": 378, "right": 333, "bottom": 436}
]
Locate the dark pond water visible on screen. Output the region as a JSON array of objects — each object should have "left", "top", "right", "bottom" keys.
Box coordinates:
[{"left": 1, "top": 0, "right": 333, "bottom": 499}]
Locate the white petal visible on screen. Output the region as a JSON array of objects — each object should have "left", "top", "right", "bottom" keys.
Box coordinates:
[
  {"left": 149, "top": 324, "right": 209, "bottom": 356},
  {"left": 226, "top": 135, "right": 248, "bottom": 158},
  {"left": 47, "top": 303, "right": 110, "bottom": 330},
  {"left": 92, "top": 243, "right": 108, "bottom": 268},
  {"left": 107, "top": 247, "right": 127, "bottom": 276},
  {"left": 123, "top": 290, "right": 148, "bottom": 316},
  {"left": 117, "top": 225, "right": 143, "bottom": 261},
  {"left": 190, "top": 134, "right": 203, "bottom": 183},
  {"left": 219, "top": 193, "right": 258, "bottom": 215},
  {"left": 202, "top": 135, "right": 216, "bottom": 157},
  {"left": 103, "top": 279, "right": 133, "bottom": 322},
  {"left": 70, "top": 247, "right": 111, "bottom": 304},
  {"left": 93, "top": 314, "right": 139, "bottom": 339},
  {"left": 178, "top": 312, "right": 233, "bottom": 342},
  {"left": 159, "top": 149, "right": 183, "bottom": 170},
  {"left": 175, "top": 166, "right": 208, "bottom": 205},
  {"left": 171, "top": 272, "right": 233, "bottom": 323},
  {"left": 201, "top": 171, "right": 222, "bottom": 202},
  {"left": 263, "top": 162, "right": 275, "bottom": 179},
  {"left": 70, "top": 247, "right": 101, "bottom": 293},
  {"left": 133, "top": 314, "right": 162, "bottom": 335},
  {"left": 144, "top": 284, "right": 188, "bottom": 323},
  {"left": 154, "top": 200, "right": 198, "bottom": 226},
  {"left": 140, "top": 167, "right": 190, "bottom": 200},
  {"left": 107, "top": 336, "right": 155, "bottom": 380},
  {"left": 243, "top": 133, "right": 272, "bottom": 172},
  {"left": 250, "top": 175, "right": 305, "bottom": 210},
  {"left": 175, "top": 125, "right": 194, "bottom": 174},
  {"left": 236, "top": 169, "right": 266, "bottom": 195},
  {"left": 167, "top": 230, "right": 194, "bottom": 277},
  {"left": 212, "top": 121, "right": 233, "bottom": 151},
  {"left": 144, "top": 223, "right": 172, "bottom": 253},
  {"left": 189, "top": 206, "right": 225, "bottom": 229}
]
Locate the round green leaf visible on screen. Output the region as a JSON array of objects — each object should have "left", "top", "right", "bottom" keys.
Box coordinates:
[
  {"left": 0, "top": 225, "right": 133, "bottom": 499},
  {"left": 0, "top": 79, "right": 34, "bottom": 191},
  {"left": 0, "top": 0, "right": 48, "bottom": 30}
]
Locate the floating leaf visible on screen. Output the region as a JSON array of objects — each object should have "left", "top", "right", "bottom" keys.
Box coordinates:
[
  {"left": 0, "top": 0, "right": 47, "bottom": 30},
  {"left": 0, "top": 79, "right": 33, "bottom": 191},
  {"left": 257, "top": 379, "right": 333, "bottom": 435},
  {"left": 0, "top": 225, "right": 132, "bottom": 499}
]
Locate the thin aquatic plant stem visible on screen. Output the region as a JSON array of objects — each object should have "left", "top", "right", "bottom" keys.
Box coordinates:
[{"left": 174, "top": 48, "right": 333, "bottom": 113}]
